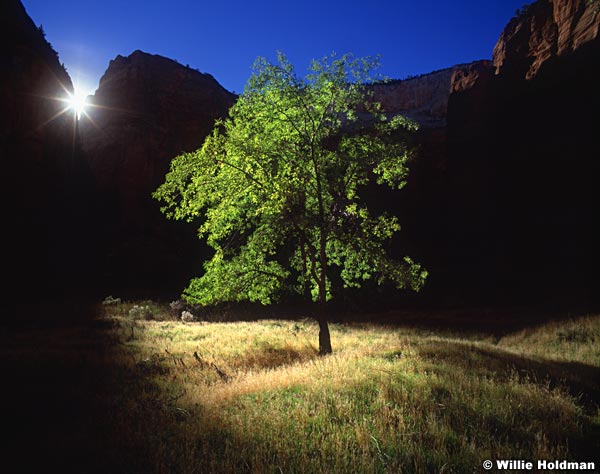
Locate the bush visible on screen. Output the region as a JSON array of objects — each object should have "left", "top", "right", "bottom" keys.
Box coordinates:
[
  {"left": 102, "top": 295, "right": 121, "bottom": 305},
  {"left": 170, "top": 300, "right": 188, "bottom": 317},
  {"left": 181, "top": 310, "right": 196, "bottom": 323},
  {"left": 128, "top": 304, "right": 155, "bottom": 321}
]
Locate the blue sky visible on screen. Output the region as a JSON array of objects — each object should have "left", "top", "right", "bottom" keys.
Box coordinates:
[{"left": 23, "top": 0, "right": 529, "bottom": 95}]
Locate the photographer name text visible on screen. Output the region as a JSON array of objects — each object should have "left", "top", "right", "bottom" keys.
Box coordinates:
[{"left": 483, "top": 459, "right": 596, "bottom": 470}]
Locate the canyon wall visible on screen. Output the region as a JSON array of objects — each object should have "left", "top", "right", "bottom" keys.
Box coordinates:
[
  {"left": 493, "top": 0, "right": 599, "bottom": 79},
  {"left": 4, "top": 0, "right": 598, "bottom": 307},
  {"left": 362, "top": 0, "right": 599, "bottom": 308},
  {"left": 442, "top": 0, "right": 599, "bottom": 306},
  {"left": 0, "top": 0, "right": 95, "bottom": 303},
  {"left": 79, "top": 51, "right": 236, "bottom": 295}
]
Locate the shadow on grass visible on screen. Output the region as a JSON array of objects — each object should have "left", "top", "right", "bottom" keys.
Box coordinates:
[
  {"left": 414, "top": 340, "right": 600, "bottom": 461},
  {"left": 1, "top": 311, "right": 304, "bottom": 473},
  {"left": 233, "top": 344, "right": 317, "bottom": 371},
  {"left": 335, "top": 306, "right": 596, "bottom": 338},
  {"left": 417, "top": 340, "right": 600, "bottom": 408},
  {"left": 3, "top": 303, "right": 598, "bottom": 473},
  {"left": 1, "top": 305, "right": 118, "bottom": 473}
]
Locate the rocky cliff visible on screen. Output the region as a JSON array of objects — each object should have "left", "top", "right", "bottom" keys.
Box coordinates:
[
  {"left": 4, "top": 0, "right": 597, "bottom": 307},
  {"left": 366, "top": 0, "right": 599, "bottom": 308},
  {"left": 493, "top": 0, "right": 599, "bottom": 79},
  {"left": 441, "top": 0, "right": 600, "bottom": 306},
  {"left": 79, "top": 51, "right": 236, "bottom": 295},
  {"left": 0, "top": 0, "right": 95, "bottom": 303},
  {"left": 362, "top": 62, "right": 493, "bottom": 307},
  {"left": 371, "top": 63, "right": 491, "bottom": 129}
]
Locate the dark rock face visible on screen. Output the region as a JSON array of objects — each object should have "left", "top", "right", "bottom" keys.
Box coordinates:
[
  {"left": 363, "top": 63, "right": 494, "bottom": 308},
  {"left": 365, "top": 0, "right": 598, "bottom": 309},
  {"left": 443, "top": 0, "right": 600, "bottom": 307},
  {"left": 0, "top": 0, "right": 95, "bottom": 303},
  {"left": 79, "top": 51, "right": 236, "bottom": 296},
  {"left": 4, "top": 0, "right": 596, "bottom": 308}
]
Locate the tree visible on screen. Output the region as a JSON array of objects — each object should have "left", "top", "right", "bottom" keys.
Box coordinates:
[{"left": 154, "top": 53, "right": 427, "bottom": 354}]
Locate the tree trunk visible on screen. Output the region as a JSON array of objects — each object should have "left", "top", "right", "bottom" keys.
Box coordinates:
[
  {"left": 317, "top": 277, "right": 332, "bottom": 355},
  {"left": 317, "top": 238, "right": 332, "bottom": 355},
  {"left": 314, "top": 166, "right": 331, "bottom": 355},
  {"left": 318, "top": 312, "right": 332, "bottom": 355}
]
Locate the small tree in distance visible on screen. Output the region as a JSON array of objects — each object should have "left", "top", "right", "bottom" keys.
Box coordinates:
[{"left": 154, "top": 53, "right": 427, "bottom": 354}]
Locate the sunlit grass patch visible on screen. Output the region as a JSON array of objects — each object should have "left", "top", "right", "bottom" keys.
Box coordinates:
[
  {"left": 94, "top": 305, "right": 600, "bottom": 473},
  {"left": 497, "top": 314, "right": 600, "bottom": 365}
]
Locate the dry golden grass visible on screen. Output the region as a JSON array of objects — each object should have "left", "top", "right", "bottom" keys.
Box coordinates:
[
  {"left": 89, "top": 306, "right": 600, "bottom": 473},
  {"left": 497, "top": 314, "right": 600, "bottom": 365}
]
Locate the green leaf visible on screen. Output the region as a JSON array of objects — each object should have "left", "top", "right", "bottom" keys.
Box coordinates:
[{"left": 154, "top": 52, "right": 426, "bottom": 306}]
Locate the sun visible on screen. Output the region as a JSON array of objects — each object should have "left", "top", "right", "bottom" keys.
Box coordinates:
[
  {"left": 65, "top": 89, "right": 89, "bottom": 119},
  {"left": 45, "top": 82, "right": 98, "bottom": 128}
]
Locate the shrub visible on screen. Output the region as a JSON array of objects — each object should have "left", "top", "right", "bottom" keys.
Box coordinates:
[
  {"left": 170, "top": 300, "right": 188, "bottom": 317},
  {"left": 181, "top": 310, "right": 196, "bottom": 323},
  {"left": 128, "top": 304, "right": 155, "bottom": 321},
  {"left": 102, "top": 295, "right": 122, "bottom": 305}
]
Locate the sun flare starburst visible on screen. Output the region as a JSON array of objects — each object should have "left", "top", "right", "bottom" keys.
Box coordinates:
[
  {"left": 46, "top": 81, "right": 105, "bottom": 130},
  {"left": 65, "top": 90, "right": 89, "bottom": 118}
]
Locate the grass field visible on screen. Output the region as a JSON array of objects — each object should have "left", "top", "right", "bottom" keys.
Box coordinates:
[{"left": 4, "top": 303, "right": 599, "bottom": 473}]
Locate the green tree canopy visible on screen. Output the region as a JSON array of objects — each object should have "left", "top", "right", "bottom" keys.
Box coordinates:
[{"left": 154, "top": 53, "right": 427, "bottom": 354}]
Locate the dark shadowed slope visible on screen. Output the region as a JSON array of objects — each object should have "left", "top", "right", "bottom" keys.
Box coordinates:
[
  {"left": 444, "top": 0, "right": 599, "bottom": 308},
  {"left": 79, "top": 50, "right": 236, "bottom": 298},
  {"left": 0, "top": 0, "right": 97, "bottom": 311},
  {"left": 369, "top": 0, "right": 599, "bottom": 310}
]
